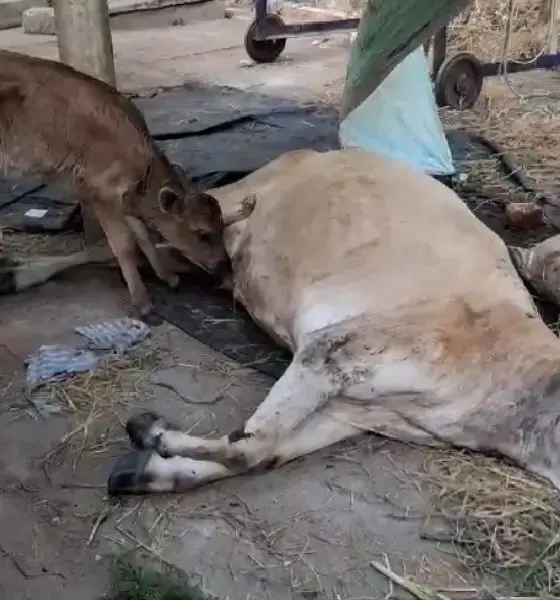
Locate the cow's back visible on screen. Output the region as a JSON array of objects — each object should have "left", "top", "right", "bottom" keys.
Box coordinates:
[{"left": 212, "top": 149, "right": 538, "bottom": 347}]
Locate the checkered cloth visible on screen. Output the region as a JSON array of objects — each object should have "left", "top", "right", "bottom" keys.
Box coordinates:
[{"left": 25, "top": 318, "right": 150, "bottom": 392}]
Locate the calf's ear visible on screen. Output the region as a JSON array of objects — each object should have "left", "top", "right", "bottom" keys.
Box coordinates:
[
  {"left": 158, "top": 186, "right": 185, "bottom": 215},
  {"left": 171, "top": 163, "right": 194, "bottom": 186}
]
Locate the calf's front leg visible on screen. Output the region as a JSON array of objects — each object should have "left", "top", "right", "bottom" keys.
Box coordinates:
[
  {"left": 92, "top": 204, "right": 156, "bottom": 321},
  {"left": 125, "top": 216, "right": 179, "bottom": 289}
]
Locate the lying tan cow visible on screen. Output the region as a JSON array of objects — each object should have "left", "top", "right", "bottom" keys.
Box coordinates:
[
  {"left": 0, "top": 49, "right": 234, "bottom": 319},
  {"left": 106, "top": 148, "right": 560, "bottom": 495}
]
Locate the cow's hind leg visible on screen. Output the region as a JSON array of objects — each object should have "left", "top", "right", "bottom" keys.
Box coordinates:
[{"left": 108, "top": 402, "right": 362, "bottom": 495}]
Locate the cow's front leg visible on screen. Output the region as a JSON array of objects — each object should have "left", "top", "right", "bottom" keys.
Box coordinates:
[
  {"left": 107, "top": 451, "right": 234, "bottom": 495},
  {"left": 125, "top": 356, "right": 344, "bottom": 469},
  {"left": 108, "top": 400, "right": 365, "bottom": 496},
  {"left": 0, "top": 244, "right": 114, "bottom": 294}
]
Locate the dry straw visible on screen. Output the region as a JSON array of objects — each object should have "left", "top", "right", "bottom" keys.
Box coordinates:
[
  {"left": 448, "top": 0, "right": 551, "bottom": 62},
  {"left": 40, "top": 342, "right": 169, "bottom": 475},
  {"left": 427, "top": 4, "right": 560, "bottom": 582},
  {"left": 420, "top": 451, "right": 560, "bottom": 596}
]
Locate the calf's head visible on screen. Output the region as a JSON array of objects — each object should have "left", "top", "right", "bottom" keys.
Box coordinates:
[{"left": 134, "top": 161, "right": 231, "bottom": 276}]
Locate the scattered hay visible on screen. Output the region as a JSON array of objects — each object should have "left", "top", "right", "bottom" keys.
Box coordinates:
[
  {"left": 0, "top": 229, "right": 84, "bottom": 258},
  {"left": 448, "top": 0, "right": 552, "bottom": 62},
  {"left": 440, "top": 72, "right": 560, "bottom": 206},
  {"left": 40, "top": 340, "right": 172, "bottom": 475},
  {"left": 421, "top": 451, "right": 560, "bottom": 596}
]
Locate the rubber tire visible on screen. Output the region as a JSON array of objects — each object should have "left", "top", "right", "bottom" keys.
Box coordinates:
[
  {"left": 244, "top": 15, "right": 287, "bottom": 64},
  {"left": 434, "top": 52, "right": 483, "bottom": 111}
]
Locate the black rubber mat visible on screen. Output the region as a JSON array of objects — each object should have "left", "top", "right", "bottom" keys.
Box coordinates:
[{"left": 149, "top": 273, "right": 292, "bottom": 379}]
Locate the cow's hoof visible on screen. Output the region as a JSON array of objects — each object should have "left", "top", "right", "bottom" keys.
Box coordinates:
[
  {"left": 126, "top": 411, "right": 178, "bottom": 451},
  {"left": 107, "top": 451, "right": 153, "bottom": 496}
]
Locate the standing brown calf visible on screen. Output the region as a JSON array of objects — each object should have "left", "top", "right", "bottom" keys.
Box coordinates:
[{"left": 0, "top": 49, "right": 233, "bottom": 319}]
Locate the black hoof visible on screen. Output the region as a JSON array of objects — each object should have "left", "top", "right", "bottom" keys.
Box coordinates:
[
  {"left": 140, "top": 310, "right": 164, "bottom": 327},
  {"left": 107, "top": 451, "right": 152, "bottom": 496},
  {"left": 126, "top": 411, "right": 165, "bottom": 450}
]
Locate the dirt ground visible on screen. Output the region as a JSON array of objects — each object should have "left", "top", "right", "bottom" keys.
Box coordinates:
[
  {"left": 2, "top": 3, "right": 560, "bottom": 600},
  {"left": 0, "top": 3, "right": 351, "bottom": 98}
]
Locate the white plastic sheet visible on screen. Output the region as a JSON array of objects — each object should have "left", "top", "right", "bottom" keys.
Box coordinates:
[{"left": 339, "top": 45, "right": 455, "bottom": 177}]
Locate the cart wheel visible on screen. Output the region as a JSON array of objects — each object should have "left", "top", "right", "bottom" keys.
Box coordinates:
[
  {"left": 244, "top": 15, "right": 287, "bottom": 63},
  {"left": 434, "top": 52, "right": 483, "bottom": 110}
]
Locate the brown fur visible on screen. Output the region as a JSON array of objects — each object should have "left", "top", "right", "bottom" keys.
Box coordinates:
[{"left": 0, "top": 49, "right": 230, "bottom": 318}]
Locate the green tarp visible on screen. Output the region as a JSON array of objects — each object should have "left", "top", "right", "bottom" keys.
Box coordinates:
[{"left": 340, "top": 0, "right": 472, "bottom": 120}]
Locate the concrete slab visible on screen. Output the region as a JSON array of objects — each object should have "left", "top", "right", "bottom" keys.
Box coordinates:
[
  {"left": 0, "top": 11, "right": 349, "bottom": 99},
  {"left": 0, "top": 265, "right": 475, "bottom": 599},
  {"left": 3, "top": 0, "right": 222, "bottom": 31},
  {"left": 21, "top": 6, "right": 54, "bottom": 35},
  {"left": 111, "top": 0, "right": 211, "bottom": 13}
]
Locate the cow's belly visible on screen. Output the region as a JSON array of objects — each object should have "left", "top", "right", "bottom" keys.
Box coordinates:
[
  {"left": 234, "top": 247, "right": 537, "bottom": 353},
  {"left": 289, "top": 246, "right": 537, "bottom": 346}
]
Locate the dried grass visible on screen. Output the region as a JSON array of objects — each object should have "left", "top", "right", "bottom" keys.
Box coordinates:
[
  {"left": 441, "top": 87, "right": 560, "bottom": 196},
  {"left": 39, "top": 340, "right": 171, "bottom": 476},
  {"left": 0, "top": 228, "right": 84, "bottom": 258},
  {"left": 421, "top": 451, "right": 560, "bottom": 596},
  {"left": 448, "top": 0, "right": 552, "bottom": 62},
  {"left": 417, "top": 86, "right": 560, "bottom": 589},
  {"left": 438, "top": 0, "right": 560, "bottom": 198}
]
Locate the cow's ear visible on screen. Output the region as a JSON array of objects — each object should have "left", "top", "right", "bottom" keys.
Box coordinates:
[{"left": 159, "top": 186, "right": 185, "bottom": 215}]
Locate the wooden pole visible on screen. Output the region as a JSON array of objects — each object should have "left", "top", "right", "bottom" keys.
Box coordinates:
[
  {"left": 52, "top": 0, "right": 116, "bottom": 245},
  {"left": 549, "top": 0, "right": 559, "bottom": 54}
]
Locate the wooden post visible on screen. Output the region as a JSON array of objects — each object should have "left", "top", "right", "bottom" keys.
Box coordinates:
[
  {"left": 52, "top": 0, "right": 116, "bottom": 245},
  {"left": 549, "top": 0, "right": 559, "bottom": 54}
]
